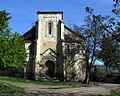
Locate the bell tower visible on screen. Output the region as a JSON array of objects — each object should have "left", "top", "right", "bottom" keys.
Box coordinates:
[
  {"left": 36, "top": 11, "right": 63, "bottom": 54},
  {"left": 35, "top": 12, "right": 64, "bottom": 80}
]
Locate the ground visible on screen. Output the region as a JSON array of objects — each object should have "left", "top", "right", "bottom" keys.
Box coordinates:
[{"left": 0, "top": 77, "right": 120, "bottom": 96}]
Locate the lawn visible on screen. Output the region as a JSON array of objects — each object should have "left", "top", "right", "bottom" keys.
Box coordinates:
[
  {"left": 0, "top": 82, "right": 23, "bottom": 96},
  {"left": 0, "top": 76, "right": 83, "bottom": 95},
  {"left": 0, "top": 76, "right": 82, "bottom": 89},
  {"left": 0, "top": 76, "right": 118, "bottom": 96}
]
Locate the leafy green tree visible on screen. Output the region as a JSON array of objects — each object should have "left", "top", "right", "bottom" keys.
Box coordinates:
[
  {"left": 98, "top": 34, "right": 120, "bottom": 72},
  {"left": 0, "top": 10, "right": 27, "bottom": 70}
]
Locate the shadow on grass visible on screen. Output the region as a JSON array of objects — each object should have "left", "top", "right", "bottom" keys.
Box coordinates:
[
  {"left": 0, "top": 76, "right": 83, "bottom": 88},
  {"left": 0, "top": 81, "right": 23, "bottom": 96}
]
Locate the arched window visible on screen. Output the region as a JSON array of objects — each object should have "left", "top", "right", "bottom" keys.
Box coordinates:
[{"left": 48, "top": 23, "right": 52, "bottom": 35}]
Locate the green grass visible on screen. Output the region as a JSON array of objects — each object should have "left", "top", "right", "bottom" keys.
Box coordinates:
[
  {"left": 110, "top": 88, "right": 120, "bottom": 96},
  {"left": 0, "top": 94, "right": 15, "bottom": 96},
  {"left": 0, "top": 82, "right": 23, "bottom": 96},
  {"left": 0, "top": 76, "right": 82, "bottom": 88}
]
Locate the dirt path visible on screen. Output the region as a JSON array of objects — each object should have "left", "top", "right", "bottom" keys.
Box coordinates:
[
  {"left": 24, "top": 87, "right": 111, "bottom": 96},
  {"left": 1, "top": 80, "right": 120, "bottom": 96}
]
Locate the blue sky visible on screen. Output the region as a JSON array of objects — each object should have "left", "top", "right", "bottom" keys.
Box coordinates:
[{"left": 0, "top": 0, "right": 113, "bottom": 35}]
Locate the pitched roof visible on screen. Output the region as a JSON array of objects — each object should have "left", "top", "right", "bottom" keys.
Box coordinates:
[
  {"left": 64, "top": 34, "right": 77, "bottom": 42},
  {"left": 22, "top": 26, "right": 36, "bottom": 41},
  {"left": 64, "top": 25, "right": 84, "bottom": 39}
]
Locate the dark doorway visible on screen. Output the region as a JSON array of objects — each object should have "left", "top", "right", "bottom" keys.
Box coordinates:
[{"left": 45, "top": 60, "right": 55, "bottom": 78}]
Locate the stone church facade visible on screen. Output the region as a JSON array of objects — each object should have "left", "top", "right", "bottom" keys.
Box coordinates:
[{"left": 22, "top": 12, "right": 86, "bottom": 81}]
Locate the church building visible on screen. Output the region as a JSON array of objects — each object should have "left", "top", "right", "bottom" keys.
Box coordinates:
[{"left": 22, "top": 11, "right": 86, "bottom": 81}]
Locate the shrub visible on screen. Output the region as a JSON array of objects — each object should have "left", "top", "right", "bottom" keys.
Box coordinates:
[
  {"left": 110, "top": 89, "right": 120, "bottom": 96},
  {"left": 91, "top": 71, "right": 108, "bottom": 82},
  {"left": 15, "top": 73, "right": 23, "bottom": 78}
]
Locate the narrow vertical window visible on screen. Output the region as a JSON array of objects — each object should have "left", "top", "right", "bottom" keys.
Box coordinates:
[
  {"left": 67, "top": 45, "right": 70, "bottom": 53},
  {"left": 48, "top": 23, "right": 52, "bottom": 35}
]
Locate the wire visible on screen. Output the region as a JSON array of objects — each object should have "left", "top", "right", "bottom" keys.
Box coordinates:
[
  {"left": 9, "top": 20, "right": 35, "bottom": 22},
  {"left": 9, "top": 18, "right": 83, "bottom": 23}
]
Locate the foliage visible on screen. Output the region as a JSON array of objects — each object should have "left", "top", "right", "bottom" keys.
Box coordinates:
[
  {"left": 112, "top": 0, "right": 120, "bottom": 17},
  {"left": 0, "top": 10, "right": 27, "bottom": 70},
  {"left": 74, "top": 5, "right": 120, "bottom": 84},
  {"left": 93, "top": 1, "right": 120, "bottom": 42},
  {"left": 0, "top": 10, "right": 11, "bottom": 38},
  {"left": 14, "top": 73, "right": 24, "bottom": 78},
  {"left": 97, "top": 35, "right": 120, "bottom": 71},
  {"left": 110, "top": 88, "right": 120, "bottom": 96},
  {"left": 96, "top": 15, "right": 120, "bottom": 42},
  {"left": 82, "top": 4, "right": 120, "bottom": 83},
  {"left": 95, "top": 71, "right": 107, "bottom": 81},
  {"left": 91, "top": 68, "right": 108, "bottom": 82},
  {"left": 73, "top": 7, "right": 105, "bottom": 84}
]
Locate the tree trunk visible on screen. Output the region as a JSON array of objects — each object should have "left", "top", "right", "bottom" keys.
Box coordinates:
[
  {"left": 83, "top": 68, "right": 90, "bottom": 85},
  {"left": 83, "top": 61, "right": 90, "bottom": 85}
]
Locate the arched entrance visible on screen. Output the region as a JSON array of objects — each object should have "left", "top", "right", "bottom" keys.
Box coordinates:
[{"left": 45, "top": 60, "right": 55, "bottom": 78}]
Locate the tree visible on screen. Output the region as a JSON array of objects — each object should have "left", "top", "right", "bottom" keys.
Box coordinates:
[
  {"left": 95, "top": 15, "right": 120, "bottom": 42},
  {"left": 112, "top": 0, "right": 120, "bottom": 17},
  {"left": 94, "top": 0, "right": 120, "bottom": 42},
  {"left": 0, "top": 10, "right": 27, "bottom": 70},
  {"left": 73, "top": 7, "right": 104, "bottom": 84},
  {"left": 98, "top": 34, "right": 120, "bottom": 72}
]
